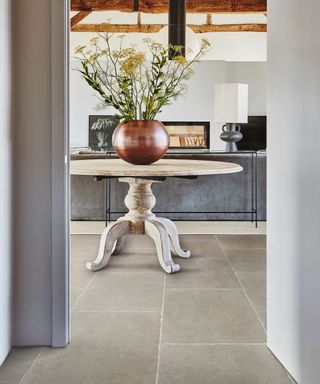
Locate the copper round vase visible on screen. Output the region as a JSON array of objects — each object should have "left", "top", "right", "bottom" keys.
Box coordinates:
[{"left": 112, "top": 120, "right": 169, "bottom": 165}]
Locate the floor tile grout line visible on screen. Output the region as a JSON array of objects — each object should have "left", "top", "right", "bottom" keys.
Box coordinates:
[
  {"left": 155, "top": 274, "right": 166, "bottom": 384},
  {"left": 71, "top": 273, "right": 97, "bottom": 310},
  {"left": 17, "top": 347, "right": 44, "bottom": 384},
  {"left": 165, "top": 288, "right": 241, "bottom": 291},
  {"left": 74, "top": 310, "right": 161, "bottom": 313},
  {"left": 216, "top": 237, "right": 267, "bottom": 334},
  {"left": 81, "top": 271, "right": 163, "bottom": 274},
  {"left": 162, "top": 342, "right": 267, "bottom": 346},
  {"left": 220, "top": 247, "right": 267, "bottom": 251}
]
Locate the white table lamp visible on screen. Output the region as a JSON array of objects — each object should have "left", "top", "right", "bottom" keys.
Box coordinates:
[{"left": 214, "top": 83, "right": 248, "bottom": 151}]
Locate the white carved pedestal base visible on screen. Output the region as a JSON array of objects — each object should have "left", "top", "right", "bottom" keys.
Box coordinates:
[{"left": 86, "top": 177, "right": 191, "bottom": 274}]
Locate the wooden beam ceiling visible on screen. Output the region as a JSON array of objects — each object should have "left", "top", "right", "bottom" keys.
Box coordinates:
[
  {"left": 71, "top": 23, "right": 266, "bottom": 33},
  {"left": 70, "top": 11, "right": 92, "bottom": 28},
  {"left": 191, "top": 23, "right": 266, "bottom": 33},
  {"left": 71, "top": 0, "right": 267, "bottom": 14}
]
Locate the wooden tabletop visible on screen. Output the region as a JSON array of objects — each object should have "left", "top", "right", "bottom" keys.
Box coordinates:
[{"left": 70, "top": 159, "right": 243, "bottom": 177}]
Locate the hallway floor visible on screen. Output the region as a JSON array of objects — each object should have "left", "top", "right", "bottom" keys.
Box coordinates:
[{"left": 1, "top": 233, "right": 294, "bottom": 384}]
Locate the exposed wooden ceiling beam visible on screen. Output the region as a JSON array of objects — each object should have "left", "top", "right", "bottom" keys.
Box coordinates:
[
  {"left": 71, "top": 23, "right": 267, "bottom": 33},
  {"left": 71, "top": 11, "right": 92, "bottom": 28},
  {"left": 191, "top": 23, "right": 266, "bottom": 33},
  {"left": 137, "top": 11, "right": 141, "bottom": 26},
  {"left": 72, "top": 23, "right": 164, "bottom": 33},
  {"left": 71, "top": 0, "right": 267, "bottom": 14}
]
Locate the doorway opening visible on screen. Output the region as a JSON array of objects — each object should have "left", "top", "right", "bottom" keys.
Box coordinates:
[{"left": 67, "top": 3, "right": 276, "bottom": 383}]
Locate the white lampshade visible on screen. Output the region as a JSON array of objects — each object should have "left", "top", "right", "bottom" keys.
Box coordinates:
[
  {"left": 214, "top": 83, "right": 248, "bottom": 123},
  {"left": 157, "top": 26, "right": 200, "bottom": 60}
]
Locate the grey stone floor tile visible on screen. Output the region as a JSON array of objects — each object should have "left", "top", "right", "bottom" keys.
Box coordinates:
[
  {"left": 119, "top": 234, "right": 222, "bottom": 258},
  {"left": 226, "top": 249, "right": 266, "bottom": 272},
  {"left": 71, "top": 234, "right": 224, "bottom": 264},
  {"left": 71, "top": 235, "right": 158, "bottom": 266},
  {"left": 71, "top": 262, "right": 95, "bottom": 290},
  {"left": 71, "top": 235, "right": 100, "bottom": 263},
  {"left": 182, "top": 234, "right": 217, "bottom": 242},
  {"left": 166, "top": 258, "right": 240, "bottom": 290},
  {"left": 237, "top": 271, "right": 266, "bottom": 312},
  {"left": 162, "top": 290, "right": 266, "bottom": 343},
  {"left": 71, "top": 288, "right": 83, "bottom": 307},
  {"left": 180, "top": 235, "right": 225, "bottom": 259},
  {"left": 121, "top": 235, "right": 156, "bottom": 251},
  {"left": 217, "top": 234, "right": 266, "bottom": 250},
  {"left": 108, "top": 252, "right": 161, "bottom": 272},
  {"left": 259, "top": 311, "right": 267, "bottom": 329},
  {"left": 20, "top": 312, "right": 160, "bottom": 384},
  {"left": 158, "top": 344, "right": 292, "bottom": 384},
  {"left": 0, "top": 347, "right": 42, "bottom": 384},
  {"left": 71, "top": 233, "right": 100, "bottom": 244},
  {"left": 73, "top": 272, "right": 164, "bottom": 312},
  {"left": 2, "top": 234, "right": 291, "bottom": 384}
]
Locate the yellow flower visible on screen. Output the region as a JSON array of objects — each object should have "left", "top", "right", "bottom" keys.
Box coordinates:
[
  {"left": 173, "top": 55, "right": 187, "bottom": 65},
  {"left": 180, "top": 84, "right": 188, "bottom": 93},
  {"left": 120, "top": 53, "right": 146, "bottom": 75},
  {"left": 170, "top": 44, "right": 184, "bottom": 53},
  {"left": 201, "top": 38, "right": 211, "bottom": 49},
  {"left": 88, "top": 53, "right": 99, "bottom": 62},
  {"left": 113, "top": 47, "right": 136, "bottom": 59},
  {"left": 151, "top": 42, "right": 164, "bottom": 50},
  {"left": 90, "top": 37, "right": 99, "bottom": 46},
  {"left": 74, "top": 45, "right": 86, "bottom": 54}
]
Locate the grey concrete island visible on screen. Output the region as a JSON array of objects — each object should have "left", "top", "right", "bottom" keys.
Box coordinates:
[{"left": 70, "top": 159, "right": 242, "bottom": 274}]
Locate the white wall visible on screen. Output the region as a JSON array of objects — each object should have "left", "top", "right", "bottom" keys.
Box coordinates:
[
  {"left": 70, "top": 60, "right": 266, "bottom": 150},
  {"left": 0, "top": 0, "right": 12, "bottom": 365},
  {"left": 268, "top": 1, "right": 320, "bottom": 383},
  {"left": 70, "top": 21, "right": 267, "bottom": 62},
  {"left": 226, "top": 62, "right": 267, "bottom": 116}
]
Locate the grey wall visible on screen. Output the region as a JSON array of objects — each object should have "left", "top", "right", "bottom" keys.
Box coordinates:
[
  {"left": 268, "top": 1, "right": 320, "bottom": 383},
  {"left": 0, "top": 0, "right": 12, "bottom": 365},
  {"left": 12, "top": 0, "right": 53, "bottom": 345}
]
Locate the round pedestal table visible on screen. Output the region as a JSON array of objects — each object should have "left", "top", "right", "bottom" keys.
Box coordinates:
[{"left": 70, "top": 158, "right": 242, "bottom": 274}]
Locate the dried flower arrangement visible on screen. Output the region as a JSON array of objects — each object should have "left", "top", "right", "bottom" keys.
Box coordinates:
[{"left": 74, "top": 31, "right": 210, "bottom": 123}]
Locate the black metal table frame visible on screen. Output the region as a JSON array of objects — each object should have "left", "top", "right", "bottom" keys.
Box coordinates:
[{"left": 96, "top": 151, "right": 259, "bottom": 227}]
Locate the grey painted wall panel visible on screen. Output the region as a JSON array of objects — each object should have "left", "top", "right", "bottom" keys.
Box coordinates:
[
  {"left": 268, "top": 1, "right": 320, "bottom": 382},
  {"left": 12, "top": 0, "right": 53, "bottom": 345},
  {"left": 0, "top": 0, "right": 12, "bottom": 365}
]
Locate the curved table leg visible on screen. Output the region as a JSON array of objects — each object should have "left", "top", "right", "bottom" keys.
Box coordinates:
[
  {"left": 153, "top": 217, "right": 191, "bottom": 259},
  {"left": 145, "top": 220, "right": 180, "bottom": 274},
  {"left": 112, "top": 236, "right": 127, "bottom": 255},
  {"left": 86, "top": 221, "right": 131, "bottom": 271}
]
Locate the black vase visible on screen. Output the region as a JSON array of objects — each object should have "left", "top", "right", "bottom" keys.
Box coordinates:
[{"left": 220, "top": 123, "right": 243, "bottom": 152}]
